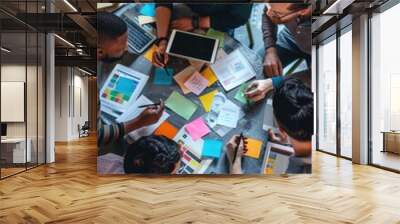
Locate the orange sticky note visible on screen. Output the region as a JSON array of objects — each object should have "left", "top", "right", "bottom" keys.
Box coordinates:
[
  {"left": 201, "top": 66, "right": 218, "bottom": 87},
  {"left": 174, "top": 66, "right": 196, "bottom": 94},
  {"left": 154, "top": 121, "right": 178, "bottom": 140},
  {"left": 244, "top": 138, "right": 263, "bottom": 159},
  {"left": 143, "top": 44, "right": 157, "bottom": 62}
]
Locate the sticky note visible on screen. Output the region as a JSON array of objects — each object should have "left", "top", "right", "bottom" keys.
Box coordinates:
[
  {"left": 138, "top": 15, "right": 156, "bottom": 26},
  {"left": 174, "top": 66, "right": 196, "bottom": 94},
  {"left": 154, "top": 68, "right": 173, "bottom": 85},
  {"left": 202, "top": 139, "right": 223, "bottom": 158},
  {"left": 185, "top": 117, "right": 210, "bottom": 141},
  {"left": 245, "top": 138, "right": 263, "bottom": 159},
  {"left": 165, "top": 91, "right": 198, "bottom": 120},
  {"left": 143, "top": 44, "right": 157, "bottom": 62},
  {"left": 206, "top": 28, "right": 225, "bottom": 48},
  {"left": 201, "top": 66, "right": 218, "bottom": 87},
  {"left": 234, "top": 83, "right": 250, "bottom": 104},
  {"left": 154, "top": 121, "right": 178, "bottom": 140},
  {"left": 199, "top": 89, "right": 218, "bottom": 112},
  {"left": 139, "top": 3, "right": 155, "bottom": 17},
  {"left": 184, "top": 71, "right": 209, "bottom": 95}
]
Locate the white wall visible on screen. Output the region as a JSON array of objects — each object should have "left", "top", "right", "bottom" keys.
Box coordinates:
[{"left": 54, "top": 67, "right": 89, "bottom": 141}]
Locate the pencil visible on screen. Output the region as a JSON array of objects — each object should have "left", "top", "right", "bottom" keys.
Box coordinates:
[{"left": 138, "top": 102, "right": 161, "bottom": 108}]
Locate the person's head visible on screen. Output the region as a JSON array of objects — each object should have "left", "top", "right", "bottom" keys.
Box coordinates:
[
  {"left": 266, "top": 2, "right": 311, "bottom": 24},
  {"left": 124, "top": 135, "right": 181, "bottom": 174},
  {"left": 97, "top": 12, "right": 128, "bottom": 62},
  {"left": 273, "top": 77, "right": 313, "bottom": 156}
]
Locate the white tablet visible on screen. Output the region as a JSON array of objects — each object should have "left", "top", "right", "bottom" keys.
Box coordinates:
[
  {"left": 99, "top": 64, "right": 149, "bottom": 119},
  {"left": 166, "top": 29, "right": 219, "bottom": 64},
  {"left": 261, "top": 142, "right": 294, "bottom": 175}
]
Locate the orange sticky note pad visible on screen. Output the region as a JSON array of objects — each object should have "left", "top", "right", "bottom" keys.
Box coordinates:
[
  {"left": 154, "top": 121, "right": 178, "bottom": 140},
  {"left": 244, "top": 138, "right": 263, "bottom": 159},
  {"left": 143, "top": 44, "right": 157, "bottom": 62},
  {"left": 201, "top": 66, "right": 218, "bottom": 87}
]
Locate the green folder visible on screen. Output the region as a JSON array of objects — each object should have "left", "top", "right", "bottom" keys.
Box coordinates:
[
  {"left": 206, "top": 28, "right": 225, "bottom": 48},
  {"left": 165, "top": 91, "right": 198, "bottom": 120},
  {"left": 234, "top": 83, "right": 251, "bottom": 104}
]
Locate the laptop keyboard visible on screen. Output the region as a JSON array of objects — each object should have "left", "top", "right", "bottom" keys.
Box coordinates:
[{"left": 121, "top": 15, "right": 155, "bottom": 53}]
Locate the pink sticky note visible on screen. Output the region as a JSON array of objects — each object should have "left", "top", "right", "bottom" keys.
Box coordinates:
[
  {"left": 185, "top": 117, "right": 210, "bottom": 141},
  {"left": 184, "top": 71, "right": 209, "bottom": 95}
]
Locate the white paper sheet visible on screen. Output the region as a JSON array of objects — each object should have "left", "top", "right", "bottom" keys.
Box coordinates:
[{"left": 210, "top": 49, "right": 256, "bottom": 91}]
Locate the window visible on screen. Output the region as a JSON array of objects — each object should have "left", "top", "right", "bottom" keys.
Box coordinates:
[
  {"left": 339, "top": 28, "right": 352, "bottom": 158},
  {"left": 370, "top": 3, "right": 400, "bottom": 171},
  {"left": 317, "top": 36, "right": 337, "bottom": 154}
]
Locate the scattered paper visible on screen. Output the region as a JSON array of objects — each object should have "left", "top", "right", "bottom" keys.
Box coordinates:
[
  {"left": 216, "top": 48, "right": 227, "bottom": 61},
  {"left": 205, "top": 93, "right": 245, "bottom": 137},
  {"left": 143, "top": 45, "right": 157, "bottom": 62},
  {"left": 202, "top": 139, "right": 223, "bottom": 159},
  {"left": 199, "top": 89, "right": 219, "bottom": 112},
  {"left": 201, "top": 66, "right": 218, "bottom": 87},
  {"left": 116, "top": 95, "right": 169, "bottom": 141},
  {"left": 174, "top": 66, "right": 196, "bottom": 94},
  {"left": 154, "top": 68, "right": 173, "bottom": 85},
  {"left": 165, "top": 91, "right": 197, "bottom": 120},
  {"left": 206, "top": 28, "right": 225, "bottom": 48},
  {"left": 174, "top": 127, "right": 204, "bottom": 157},
  {"left": 216, "top": 106, "right": 240, "bottom": 128},
  {"left": 178, "top": 144, "right": 213, "bottom": 174},
  {"left": 184, "top": 71, "right": 209, "bottom": 95},
  {"left": 138, "top": 15, "right": 156, "bottom": 26},
  {"left": 211, "top": 49, "right": 256, "bottom": 91},
  {"left": 154, "top": 121, "right": 178, "bottom": 140},
  {"left": 185, "top": 117, "right": 210, "bottom": 141},
  {"left": 245, "top": 138, "right": 263, "bottom": 159}
]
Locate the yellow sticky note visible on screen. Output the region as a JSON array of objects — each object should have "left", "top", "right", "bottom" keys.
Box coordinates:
[
  {"left": 199, "top": 89, "right": 219, "bottom": 112},
  {"left": 143, "top": 44, "right": 157, "bottom": 62},
  {"left": 245, "top": 138, "right": 263, "bottom": 159},
  {"left": 201, "top": 66, "right": 218, "bottom": 87}
]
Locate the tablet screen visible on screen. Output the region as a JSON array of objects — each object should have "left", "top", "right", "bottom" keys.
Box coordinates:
[{"left": 169, "top": 31, "right": 217, "bottom": 62}]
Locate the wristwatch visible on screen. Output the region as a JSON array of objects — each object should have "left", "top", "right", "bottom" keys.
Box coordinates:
[
  {"left": 155, "top": 37, "right": 168, "bottom": 46},
  {"left": 192, "top": 15, "right": 199, "bottom": 30}
]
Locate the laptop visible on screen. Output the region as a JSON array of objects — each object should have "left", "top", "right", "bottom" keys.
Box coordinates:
[{"left": 116, "top": 5, "right": 156, "bottom": 53}]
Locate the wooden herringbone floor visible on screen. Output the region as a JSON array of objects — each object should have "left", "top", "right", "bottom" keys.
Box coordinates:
[{"left": 1, "top": 135, "right": 400, "bottom": 224}]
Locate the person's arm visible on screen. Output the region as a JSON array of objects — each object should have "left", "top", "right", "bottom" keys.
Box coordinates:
[
  {"left": 155, "top": 4, "right": 172, "bottom": 39},
  {"left": 97, "top": 116, "right": 125, "bottom": 147},
  {"left": 262, "top": 5, "right": 278, "bottom": 52},
  {"left": 208, "top": 4, "right": 252, "bottom": 31}
]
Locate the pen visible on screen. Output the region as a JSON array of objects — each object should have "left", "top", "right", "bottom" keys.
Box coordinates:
[
  {"left": 138, "top": 102, "right": 161, "bottom": 108},
  {"left": 232, "top": 132, "right": 244, "bottom": 164},
  {"left": 156, "top": 52, "right": 171, "bottom": 76}
]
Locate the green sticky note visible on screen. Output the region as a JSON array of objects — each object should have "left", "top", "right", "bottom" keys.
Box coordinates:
[
  {"left": 165, "top": 91, "right": 198, "bottom": 120},
  {"left": 206, "top": 28, "right": 225, "bottom": 48},
  {"left": 234, "top": 83, "right": 251, "bottom": 104}
]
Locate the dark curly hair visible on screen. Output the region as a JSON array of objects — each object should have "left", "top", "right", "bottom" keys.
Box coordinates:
[
  {"left": 97, "top": 12, "right": 127, "bottom": 43},
  {"left": 124, "top": 135, "right": 181, "bottom": 174},
  {"left": 273, "top": 77, "right": 313, "bottom": 141}
]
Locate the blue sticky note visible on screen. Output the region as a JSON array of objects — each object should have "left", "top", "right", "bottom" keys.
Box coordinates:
[
  {"left": 140, "top": 4, "right": 155, "bottom": 17},
  {"left": 154, "top": 68, "right": 173, "bottom": 85},
  {"left": 202, "top": 139, "right": 223, "bottom": 159}
]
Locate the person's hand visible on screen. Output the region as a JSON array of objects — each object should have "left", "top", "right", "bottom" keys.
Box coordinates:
[
  {"left": 171, "top": 17, "right": 194, "bottom": 31},
  {"left": 264, "top": 47, "right": 282, "bottom": 77},
  {"left": 226, "top": 135, "right": 248, "bottom": 174},
  {"left": 268, "top": 129, "right": 288, "bottom": 144},
  {"left": 245, "top": 79, "right": 273, "bottom": 102},
  {"left": 152, "top": 41, "right": 169, "bottom": 67},
  {"left": 136, "top": 100, "right": 165, "bottom": 128}
]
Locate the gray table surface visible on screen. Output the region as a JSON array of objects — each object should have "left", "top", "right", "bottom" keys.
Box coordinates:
[{"left": 100, "top": 5, "right": 272, "bottom": 174}]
